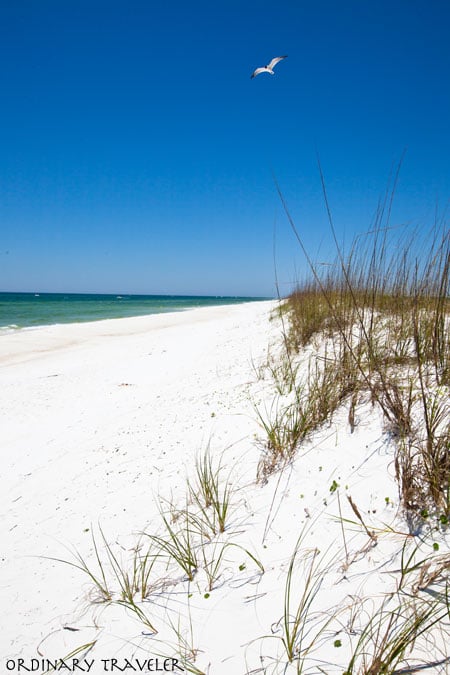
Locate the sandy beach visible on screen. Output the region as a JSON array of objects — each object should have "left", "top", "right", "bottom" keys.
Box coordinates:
[{"left": 1, "top": 299, "right": 449, "bottom": 674}]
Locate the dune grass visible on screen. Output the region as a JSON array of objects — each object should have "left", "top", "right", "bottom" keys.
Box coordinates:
[
  {"left": 253, "top": 170, "right": 448, "bottom": 672},
  {"left": 280, "top": 545, "right": 334, "bottom": 665},
  {"left": 247, "top": 175, "right": 450, "bottom": 671},
  {"left": 254, "top": 516, "right": 450, "bottom": 673},
  {"left": 262, "top": 183, "right": 449, "bottom": 523},
  {"left": 187, "top": 446, "right": 233, "bottom": 535},
  {"left": 50, "top": 445, "right": 264, "bottom": 652},
  {"left": 343, "top": 594, "right": 447, "bottom": 674}
]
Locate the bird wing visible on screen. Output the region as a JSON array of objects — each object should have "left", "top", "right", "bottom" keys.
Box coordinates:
[
  {"left": 267, "top": 55, "right": 287, "bottom": 69},
  {"left": 251, "top": 67, "right": 268, "bottom": 79}
]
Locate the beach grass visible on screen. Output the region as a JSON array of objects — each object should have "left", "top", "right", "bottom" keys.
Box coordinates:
[
  {"left": 264, "top": 183, "right": 449, "bottom": 523},
  {"left": 188, "top": 447, "right": 234, "bottom": 535}
]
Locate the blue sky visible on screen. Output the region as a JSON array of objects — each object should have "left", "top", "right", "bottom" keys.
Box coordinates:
[{"left": 0, "top": 0, "right": 449, "bottom": 296}]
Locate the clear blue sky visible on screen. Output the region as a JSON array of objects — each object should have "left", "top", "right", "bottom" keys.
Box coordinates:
[{"left": 0, "top": 0, "right": 449, "bottom": 296}]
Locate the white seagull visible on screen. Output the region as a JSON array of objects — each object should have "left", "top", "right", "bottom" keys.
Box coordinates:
[{"left": 250, "top": 55, "right": 287, "bottom": 79}]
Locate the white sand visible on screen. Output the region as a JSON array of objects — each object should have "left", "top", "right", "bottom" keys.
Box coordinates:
[
  {"left": 1, "top": 300, "right": 448, "bottom": 674},
  {"left": 1, "top": 302, "right": 276, "bottom": 665}
]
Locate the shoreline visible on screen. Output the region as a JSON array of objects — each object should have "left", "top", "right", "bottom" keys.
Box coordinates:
[
  {"left": 0, "top": 294, "right": 273, "bottom": 335},
  {"left": 0, "top": 299, "right": 276, "bottom": 367}
]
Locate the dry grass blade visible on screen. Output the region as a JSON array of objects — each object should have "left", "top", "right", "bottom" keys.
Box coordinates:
[{"left": 346, "top": 495, "right": 377, "bottom": 543}]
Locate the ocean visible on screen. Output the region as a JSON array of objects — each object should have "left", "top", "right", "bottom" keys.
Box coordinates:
[{"left": 0, "top": 292, "right": 268, "bottom": 332}]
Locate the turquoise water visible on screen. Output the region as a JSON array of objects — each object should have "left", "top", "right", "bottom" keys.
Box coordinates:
[{"left": 0, "top": 292, "right": 268, "bottom": 331}]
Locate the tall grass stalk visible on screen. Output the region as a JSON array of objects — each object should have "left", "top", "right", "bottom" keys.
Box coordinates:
[{"left": 278, "top": 546, "right": 336, "bottom": 669}]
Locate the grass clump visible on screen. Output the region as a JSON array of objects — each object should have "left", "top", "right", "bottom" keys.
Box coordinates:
[
  {"left": 46, "top": 526, "right": 159, "bottom": 632},
  {"left": 256, "top": 342, "right": 360, "bottom": 481},
  {"left": 148, "top": 504, "right": 199, "bottom": 582},
  {"left": 188, "top": 447, "right": 233, "bottom": 535},
  {"left": 343, "top": 595, "right": 446, "bottom": 674}
]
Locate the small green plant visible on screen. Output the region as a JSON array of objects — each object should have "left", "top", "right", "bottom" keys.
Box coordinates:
[
  {"left": 45, "top": 527, "right": 160, "bottom": 631},
  {"left": 330, "top": 480, "right": 339, "bottom": 493},
  {"left": 200, "top": 540, "right": 227, "bottom": 592},
  {"left": 114, "top": 596, "right": 158, "bottom": 633},
  {"left": 98, "top": 527, "right": 140, "bottom": 604}
]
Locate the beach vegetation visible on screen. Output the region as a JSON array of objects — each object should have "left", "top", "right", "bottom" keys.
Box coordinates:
[
  {"left": 148, "top": 504, "right": 199, "bottom": 582},
  {"left": 280, "top": 546, "right": 331, "bottom": 664},
  {"left": 343, "top": 594, "right": 446, "bottom": 674},
  {"left": 187, "top": 447, "right": 233, "bottom": 535},
  {"left": 44, "top": 531, "right": 113, "bottom": 604},
  {"left": 252, "top": 540, "right": 343, "bottom": 673},
  {"left": 46, "top": 527, "right": 160, "bottom": 632},
  {"left": 200, "top": 539, "right": 264, "bottom": 592},
  {"left": 262, "top": 173, "right": 450, "bottom": 525},
  {"left": 246, "top": 173, "right": 450, "bottom": 671}
]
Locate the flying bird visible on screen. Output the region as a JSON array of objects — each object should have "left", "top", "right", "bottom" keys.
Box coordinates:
[{"left": 250, "top": 55, "right": 287, "bottom": 79}]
